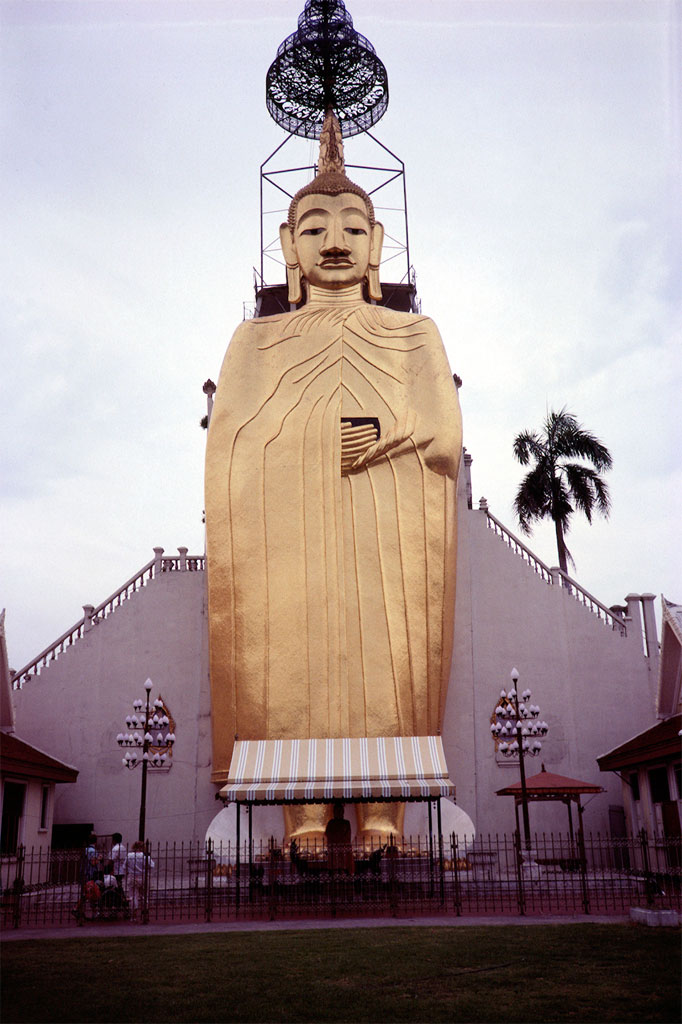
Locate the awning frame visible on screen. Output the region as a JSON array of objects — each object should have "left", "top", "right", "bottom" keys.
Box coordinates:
[{"left": 218, "top": 737, "right": 453, "bottom": 910}]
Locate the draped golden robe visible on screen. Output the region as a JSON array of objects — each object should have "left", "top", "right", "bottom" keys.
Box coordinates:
[{"left": 206, "top": 301, "right": 461, "bottom": 783}]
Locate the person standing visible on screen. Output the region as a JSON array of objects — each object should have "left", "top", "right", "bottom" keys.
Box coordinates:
[
  {"left": 110, "top": 832, "right": 127, "bottom": 887},
  {"left": 124, "top": 840, "right": 154, "bottom": 920},
  {"left": 71, "top": 834, "right": 101, "bottom": 920},
  {"left": 84, "top": 834, "right": 100, "bottom": 880}
]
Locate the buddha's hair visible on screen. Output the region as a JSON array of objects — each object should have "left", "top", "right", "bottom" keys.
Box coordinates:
[{"left": 287, "top": 172, "right": 376, "bottom": 232}]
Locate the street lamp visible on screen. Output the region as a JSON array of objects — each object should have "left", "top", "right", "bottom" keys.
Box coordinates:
[
  {"left": 491, "top": 668, "right": 548, "bottom": 849},
  {"left": 116, "top": 678, "right": 175, "bottom": 841}
]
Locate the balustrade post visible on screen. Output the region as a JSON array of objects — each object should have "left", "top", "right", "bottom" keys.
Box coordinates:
[
  {"left": 625, "top": 594, "right": 640, "bottom": 614},
  {"left": 550, "top": 567, "right": 563, "bottom": 588},
  {"left": 463, "top": 450, "right": 473, "bottom": 510},
  {"left": 82, "top": 605, "right": 95, "bottom": 634},
  {"left": 625, "top": 593, "right": 645, "bottom": 654},
  {"left": 153, "top": 547, "right": 165, "bottom": 576},
  {"left": 177, "top": 546, "right": 188, "bottom": 572},
  {"left": 640, "top": 593, "right": 659, "bottom": 667}
]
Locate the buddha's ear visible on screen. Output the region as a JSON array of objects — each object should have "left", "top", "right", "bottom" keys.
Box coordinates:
[
  {"left": 369, "top": 221, "right": 384, "bottom": 266},
  {"left": 279, "top": 223, "right": 297, "bottom": 266},
  {"left": 367, "top": 221, "right": 384, "bottom": 302},
  {"left": 280, "top": 223, "right": 302, "bottom": 305}
]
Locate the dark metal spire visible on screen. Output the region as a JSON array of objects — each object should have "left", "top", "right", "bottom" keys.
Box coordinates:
[{"left": 266, "top": 0, "right": 389, "bottom": 139}]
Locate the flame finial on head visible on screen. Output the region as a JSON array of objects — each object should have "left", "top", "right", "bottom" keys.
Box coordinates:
[
  {"left": 287, "top": 110, "right": 375, "bottom": 231},
  {"left": 318, "top": 109, "right": 345, "bottom": 175}
]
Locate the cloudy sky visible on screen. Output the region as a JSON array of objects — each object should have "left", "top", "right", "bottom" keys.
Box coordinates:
[{"left": 2, "top": 0, "right": 680, "bottom": 672}]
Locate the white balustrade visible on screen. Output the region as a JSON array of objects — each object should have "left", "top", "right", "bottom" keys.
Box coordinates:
[
  {"left": 11, "top": 547, "right": 205, "bottom": 688},
  {"left": 484, "top": 510, "right": 627, "bottom": 635}
]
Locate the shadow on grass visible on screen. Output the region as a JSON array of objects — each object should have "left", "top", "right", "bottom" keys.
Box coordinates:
[{"left": 2, "top": 924, "right": 680, "bottom": 1023}]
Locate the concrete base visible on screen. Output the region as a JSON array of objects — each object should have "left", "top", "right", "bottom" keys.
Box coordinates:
[
  {"left": 629, "top": 906, "right": 681, "bottom": 927},
  {"left": 518, "top": 849, "right": 545, "bottom": 879},
  {"left": 205, "top": 798, "right": 476, "bottom": 858}
]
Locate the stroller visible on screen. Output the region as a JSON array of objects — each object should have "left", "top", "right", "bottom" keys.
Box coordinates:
[
  {"left": 75, "top": 874, "right": 130, "bottom": 921},
  {"left": 97, "top": 874, "right": 130, "bottom": 919}
]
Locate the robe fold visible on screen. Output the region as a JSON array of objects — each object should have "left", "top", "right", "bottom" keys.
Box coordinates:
[{"left": 205, "top": 301, "right": 461, "bottom": 783}]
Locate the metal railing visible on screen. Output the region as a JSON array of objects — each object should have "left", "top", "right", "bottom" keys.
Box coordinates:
[
  {"left": 11, "top": 548, "right": 205, "bottom": 688},
  {"left": 3, "top": 831, "right": 679, "bottom": 929},
  {"left": 484, "top": 511, "right": 627, "bottom": 636}
]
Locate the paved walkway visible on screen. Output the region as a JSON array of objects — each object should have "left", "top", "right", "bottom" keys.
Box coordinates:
[{"left": 1, "top": 913, "right": 630, "bottom": 942}]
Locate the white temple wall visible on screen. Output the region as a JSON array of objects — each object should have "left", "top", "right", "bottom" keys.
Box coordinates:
[
  {"left": 443, "top": 464, "right": 658, "bottom": 837},
  {"left": 11, "top": 459, "right": 659, "bottom": 845},
  {"left": 12, "top": 570, "right": 212, "bottom": 844}
]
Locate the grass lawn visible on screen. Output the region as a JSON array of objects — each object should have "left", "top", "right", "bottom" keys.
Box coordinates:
[{"left": 2, "top": 923, "right": 680, "bottom": 1023}]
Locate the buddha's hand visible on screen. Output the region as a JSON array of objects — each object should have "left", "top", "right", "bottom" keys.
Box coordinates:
[
  {"left": 341, "top": 421, "right": 379, "bottom": 475},
  {"left": 352, "top": 409, "right": 417, "bottom": 469}
]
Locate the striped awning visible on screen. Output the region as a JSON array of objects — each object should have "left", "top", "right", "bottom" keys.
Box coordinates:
[{"left": 219, "top": 736, "right": 455, "bottom": 804}]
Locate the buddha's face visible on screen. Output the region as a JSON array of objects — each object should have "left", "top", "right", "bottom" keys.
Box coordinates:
[{"left": 283, "top": 193, "right": 380, "bottom": 290}]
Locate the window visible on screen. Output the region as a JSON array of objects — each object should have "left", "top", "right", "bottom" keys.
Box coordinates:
[
  {"left": 648, "top": 766, "right": 670, "bottom": 804},
  {"left": 673, "top": 763, "right": 682, "bottom": 801},
  {"left": 1, "top": 782, "right": 26, "bottom": 855},
  {"left": 40, "top": 785, "right": 50, "bottom": 831}
]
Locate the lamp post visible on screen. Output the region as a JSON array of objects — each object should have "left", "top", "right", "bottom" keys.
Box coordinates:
[
  {"left": 491, "top": 668, "right": 548, "bottom": 850},
  {"left": 116, "top": 678, "right": 175, "bottom": 841}
]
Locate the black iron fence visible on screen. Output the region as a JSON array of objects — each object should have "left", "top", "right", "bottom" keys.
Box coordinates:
[{"left": 2, "top": 831, "right": 680, "bottom": 929}]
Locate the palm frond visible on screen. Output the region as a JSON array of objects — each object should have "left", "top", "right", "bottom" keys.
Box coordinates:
[
  {"left": 514, "top": 463, "right": 551, "bottom": 534},
  {"left": 563, "top": 464, "right": 611, "bottom": 522},
  {"left": 592, "top": 474, "right": 611, "bottom": 515},
  {"left": 512, "top": 430, "right": 544, "bottom": 466},
  {"left": 562, "top": 428, "right": 612, "bottom": 470},
  {"left": 546, "top": 408, "right": 612, "bottom": 469}
]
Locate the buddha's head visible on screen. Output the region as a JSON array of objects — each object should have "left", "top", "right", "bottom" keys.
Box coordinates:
[{"left": 279, "top": 113, "right": 384, "bottom": 303}]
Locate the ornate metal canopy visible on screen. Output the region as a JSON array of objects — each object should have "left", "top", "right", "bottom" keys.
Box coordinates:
[{"left": 266, "top": 0, "right": 389, "bottom": 139}]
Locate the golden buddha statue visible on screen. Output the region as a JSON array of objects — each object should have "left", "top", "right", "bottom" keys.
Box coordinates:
[{"left": 205, "top": 113, "right": 462, "bottom": 841}]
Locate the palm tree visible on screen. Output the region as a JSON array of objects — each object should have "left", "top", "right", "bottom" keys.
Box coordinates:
[{"left": 512, "top": 408, "right": 612, "bottom": 573}]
